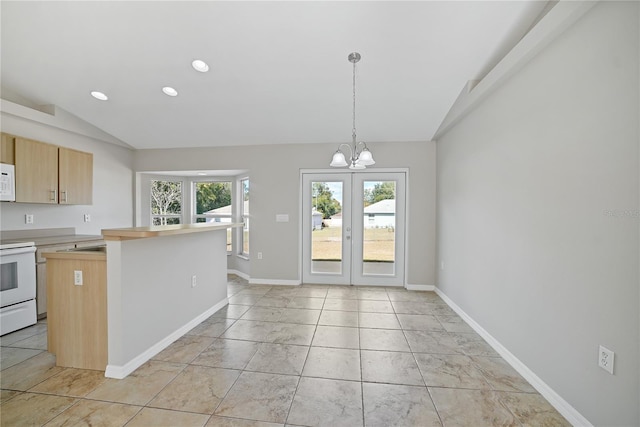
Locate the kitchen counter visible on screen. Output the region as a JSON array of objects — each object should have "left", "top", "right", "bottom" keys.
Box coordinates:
[
  {"left": 102, "top": 222, "right": 242, "bottom": 241},
  {"left": 103, "top": 223, "right": 236, "bottom": 377},
  {"left": 0, "top": 227, "right": 102, "bottom": 246},
  {"left": 0, "top": 228, "right": 105, "bottom": 319},
  {"left": 1, "top": 234, "right": 103, "bottom": 246}
]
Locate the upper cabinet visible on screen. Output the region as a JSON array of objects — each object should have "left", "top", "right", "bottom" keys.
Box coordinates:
[
  {"left": 1, "top": 133, "right": 15, "bottom": 164},
  {"left": 3, "top": 133, "right": 93, "bottom": 205},
  {"left": 15, "top": 137, "right": 59, "bottom": 204},
  {"left": 59, "top": 147, "right": 93, "bottom": 205}
]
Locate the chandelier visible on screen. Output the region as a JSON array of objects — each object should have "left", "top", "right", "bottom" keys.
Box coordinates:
[{"left": 330, "top": 52, "right": 375, "bottom": 169}]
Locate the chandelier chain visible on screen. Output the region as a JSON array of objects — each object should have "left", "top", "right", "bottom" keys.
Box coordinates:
[{"left": 352, "top": 58, "right": 357, "bottom": 143}]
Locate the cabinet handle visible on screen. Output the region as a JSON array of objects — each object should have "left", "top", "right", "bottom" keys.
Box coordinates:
[
  {"left": 61, "top": 190, "right": 68, "bottom": 203},
  {"left": 51, "top": 189, "right": 57, "bottom": 201}
]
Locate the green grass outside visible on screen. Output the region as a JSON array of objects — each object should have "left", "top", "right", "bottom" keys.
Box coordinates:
[{"left": 312, "top": 226, "right": 395, "bottom": 262}]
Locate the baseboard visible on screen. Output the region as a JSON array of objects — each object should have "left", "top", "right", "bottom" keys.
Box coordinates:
[
  {"left": 105, "top": 297, "right": 229, "bottom": 379},
  {"left": 405, "top": 283, "right": 436, "bottom": 291},
  {"left": 227, "top": 269, "right": 250, "bottom": 281},
  {"left": 434, "top": 288, "right": 592, "bottom": 427},
  {"left": 248, "top": 278, "right": 301, "bottom": 286}
]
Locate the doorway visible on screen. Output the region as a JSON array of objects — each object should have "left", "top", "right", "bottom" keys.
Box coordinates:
[{"left": 302, "top": 171, "right": 406, "bottom": 286}]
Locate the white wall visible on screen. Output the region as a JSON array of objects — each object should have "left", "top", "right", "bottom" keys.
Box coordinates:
[
  {"left": 0, "top": 107, "right": 134, "bottom": 234},
  {"left": 437, "top": 2, "right": 639, "bottom": 425},
  {"left": 134, "top": 140, "right": 436, "bottom": 286}
]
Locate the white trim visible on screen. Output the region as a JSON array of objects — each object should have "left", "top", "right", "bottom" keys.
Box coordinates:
[
  {"left": 228, "top": 269, "right": 250, "bottom": 281},
  {"left": 405, "top": 283, "right": 435, "bottom": 291},
  {"left": 433, "top": 0, "right": 597, "bottom": 140},
  {"left": 301, "top": 168, "right": 410, "bottom": 175},
  {"left": 249, "top": 278, "right": 301, "bottom": 286},
  {"left": 434, "top": 288, "right": 592, "bottom": 427},
  {"left": 105, "top": 297, "right": 228, "bottom": 379}
]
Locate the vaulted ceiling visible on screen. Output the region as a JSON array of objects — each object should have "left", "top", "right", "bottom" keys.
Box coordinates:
[{"left": 1, "top": 1, "right": 549, "bottom": 150}]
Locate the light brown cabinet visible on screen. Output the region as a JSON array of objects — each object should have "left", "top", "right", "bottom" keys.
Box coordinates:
[
  {"left": 15, "top": 137, "right": 59, "bottom": 203},
  {"left": 36, "top": 239, "right": 104, "bottom": 318},
  {"left": 44, "top": 250, "right": 107, "bottom": 371},
  {"left": 1, "top": 133, "right": 15, "bottom": 164},
  {"left": 7, "top": 135, "right": 93, "bottom": 204},
  {"left": 59, "top": 147, "right": 93, "bottom": 205}
]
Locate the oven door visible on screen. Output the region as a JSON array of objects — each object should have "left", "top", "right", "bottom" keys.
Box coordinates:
[{"left": 0, "top": 246, "right": 36, "bottom": 307}]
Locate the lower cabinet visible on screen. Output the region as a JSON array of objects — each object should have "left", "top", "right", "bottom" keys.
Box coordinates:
[
  {"left": 44, "top": 251, "right": 107, "bottom": 371},
  {"left": 36, "top": 240, "right": 104, "bottom": 318}
]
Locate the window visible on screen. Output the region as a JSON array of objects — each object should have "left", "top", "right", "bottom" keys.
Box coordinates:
[
  {"left": 151, "top": 180, "right": 182, "bottom": 225},
  {"left": 241, "top": 178, "right": 249, "bottom": 255},
  {"left": 193, "top": 181, "right": 232, "bottom": 251}
]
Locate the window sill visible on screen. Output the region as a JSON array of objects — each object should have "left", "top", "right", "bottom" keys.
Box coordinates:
[{"left": 236, "top": 254, "right": 250, "bottom": 261}]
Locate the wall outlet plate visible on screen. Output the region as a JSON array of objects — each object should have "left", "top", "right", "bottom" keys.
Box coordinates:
[
  {"left": 74, "top": 270, "right": 83, "bottom": 286},
  {"left": 191, "top": 275, "right": 197, "bottom": 288},
  {"left": 598, "top": 345, "right": 614, "bottom": 374},
  {"left": 25, "top": 214, "right": 34, "bottom": 224},
  {"left": 84, "top": 214, "right": 91, "bottom": 222}
]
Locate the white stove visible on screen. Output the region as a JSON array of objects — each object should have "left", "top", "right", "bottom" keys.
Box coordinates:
[{"left": 0, "top": 241, "right": 37, "bottom": 335}]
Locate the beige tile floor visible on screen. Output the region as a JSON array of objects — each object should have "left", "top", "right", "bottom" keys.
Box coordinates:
[{"left": 0, "top": 275, "right": 571, "bottom": 426}]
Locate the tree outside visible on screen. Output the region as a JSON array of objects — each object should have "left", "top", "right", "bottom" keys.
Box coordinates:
[
  {"left": 364, "top": 181, "right": 395, "bottom": 206},
  {"left": 195, "top": 182, "right": 232, "bottom": 216},
  {"left": 312, "top": 182, "right": 341, "bottom": 218},
  {"left": 151, "top": 180, "right": 182, "bottom": 225}
]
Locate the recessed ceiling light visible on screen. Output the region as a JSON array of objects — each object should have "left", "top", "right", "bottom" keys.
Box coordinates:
[
  {"left": 192, "top": 59, "right": 209, "bottom": 73},
  {"left": 162, "top": 86, "right": 178, "bottom": 97},
  {"left": 90, "top": 91, "right": 108, "bottom": 101}
]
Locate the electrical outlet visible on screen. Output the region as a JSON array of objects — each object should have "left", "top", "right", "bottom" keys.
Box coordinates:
[
  {"left": 25, "top": 214, "right": 34, "bottom": 224},
  {"left": 84, "top": 214, "right": 91, "bottom": 222},
  {"left": 598, "top": 345, "right": 615, "bottom": 374},
  {"left": 258, "top": 252, "right": 263, "bottom": 260},
  {"left": 191, "top": 275, "right": 197, "bottom": 288},
  {"left": 74, "top": 270, "right": 83, "bottom": 286}
]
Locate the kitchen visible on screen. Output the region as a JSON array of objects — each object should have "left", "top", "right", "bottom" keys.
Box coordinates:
[{"left": 0, "top": 108, "right": 134, "bottom": 337}]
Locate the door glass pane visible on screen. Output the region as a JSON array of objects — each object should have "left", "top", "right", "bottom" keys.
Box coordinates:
[
  {"left": 311, "top": 181, "right": 343, "bottom": 274},
  {"left": 362, "top": 181, "right": 395, "bottom": 275}
]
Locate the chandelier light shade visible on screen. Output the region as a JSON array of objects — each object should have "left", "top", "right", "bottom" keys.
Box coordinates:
[{"left": 330, "top": 52, "right": 375, "bottom": 170}]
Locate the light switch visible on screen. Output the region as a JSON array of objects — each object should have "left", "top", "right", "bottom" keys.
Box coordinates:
[{"left": 276, "top": 214, "right": 289, "bottom": 222}]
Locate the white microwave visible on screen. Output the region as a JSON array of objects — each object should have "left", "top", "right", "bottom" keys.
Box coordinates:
[{"left": 0, "top": 163, "right": 15, "bottom": 202}]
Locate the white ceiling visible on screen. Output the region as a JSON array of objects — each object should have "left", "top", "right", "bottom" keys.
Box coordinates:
[{"left": 1, "top": 1, "right": 549, "bottom": 150}]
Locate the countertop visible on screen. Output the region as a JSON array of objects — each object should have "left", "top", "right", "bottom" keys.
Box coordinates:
[
  {"left": 102, "top": 223, "right": 242, "bottom": 241},
  {"left": 1, "top": 234, "right": 103, "bottom": 247},
  {"left": 43, "top": 246, "right": 106, "bottom": 261}
]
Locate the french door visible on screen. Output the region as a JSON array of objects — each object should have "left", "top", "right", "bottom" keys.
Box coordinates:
[{"left": 302, "top": 171, "right": 406, "bottom": 286}]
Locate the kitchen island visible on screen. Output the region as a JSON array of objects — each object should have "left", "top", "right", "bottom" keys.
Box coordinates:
[{"left": 45, "top": 223, "right": 240, "bottom": 378}]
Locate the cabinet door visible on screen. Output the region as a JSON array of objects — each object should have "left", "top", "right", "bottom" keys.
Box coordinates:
[
  {"left": 59, "top": 147, "right": 93, "bottom": 205},
  {"left": 15, "top": 137, "right": 59, "bottom": 203},
  {"left": 1, "top": 133, "right": 15, "bottom": 164}
]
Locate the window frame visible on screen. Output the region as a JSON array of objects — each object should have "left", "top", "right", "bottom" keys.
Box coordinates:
[{"left": 239, "top": 177, "right": 250, "bottom": 256}]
